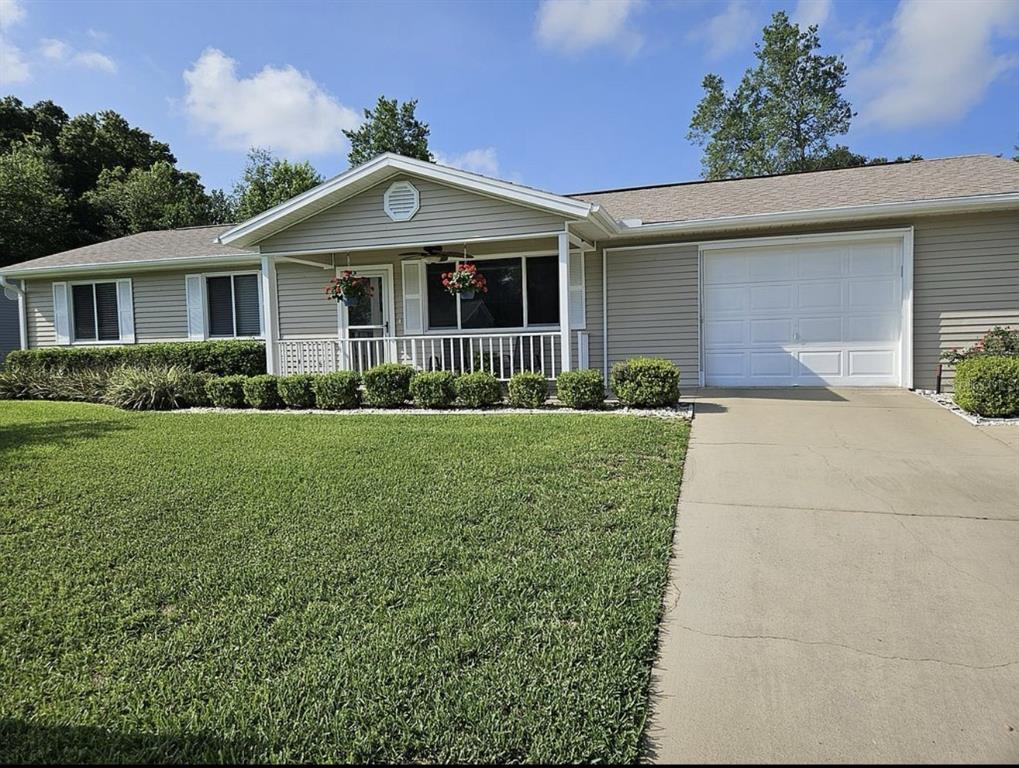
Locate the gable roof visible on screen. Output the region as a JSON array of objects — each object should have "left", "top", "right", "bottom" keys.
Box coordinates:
[
  {"left": 217, "top": 153, "right": 616, "bottom": 248},
  {"left": 570, "top": 155, "right": 1019, "bottom": 227},
  {"left": 1, "top": 225, "right": 258, "bottom": 276}
]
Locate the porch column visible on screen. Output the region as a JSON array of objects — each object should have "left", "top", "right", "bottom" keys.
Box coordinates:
[
  {"left": 557, "top": 231, "right": 571, "bottom": 374},
  {"left": 260, "top": 255, "right": 280, "bottom": 374}
]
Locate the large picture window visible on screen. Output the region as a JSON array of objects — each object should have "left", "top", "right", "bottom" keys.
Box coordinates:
[
  {"left": 425, "top": 255, "right": 559, "bottom": 331},
  {"left": 206, "top": 274, "right": 261, "bottom": 337},
  {"left": 72, "top": 282, "right": 120, "bottom": 342}
]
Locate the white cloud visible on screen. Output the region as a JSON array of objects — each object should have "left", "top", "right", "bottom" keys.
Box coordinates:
[
  {"left": 855, "top": 0, "right": 1019, "bottom": 129},
  {"left": 535, "top": 0, "right": 644, "bottom": 56},
  {"left": 73, "top": 50, "right": 116, "bottom": 72},
  {"left": 182, "top": 48, "right": 360, "bottom": 156},
  {"left": 0, "top": 0, "right": 25, "bottom": 30},
  {"left": 792, "top": 0, "right": 832, "bottom": 29},
  {"left": 695, "top": 1, "right": 758, "bottom": 60},
  {"left": 435, "top": 147, "right": 500, "bottom": 177},
  {"left": 40, "top": 37, "right": 70, "bottom": 60},
  {"left": 0, "top": 36, "right": 28, "bottom": 83}
]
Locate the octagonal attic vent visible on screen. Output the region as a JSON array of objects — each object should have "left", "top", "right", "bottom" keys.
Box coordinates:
[{"left": 383, "top": 180, "right": 420, "bottom": 222}]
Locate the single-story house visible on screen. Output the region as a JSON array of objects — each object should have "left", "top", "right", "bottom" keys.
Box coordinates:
[{"left": 2, "top": 153, "right": 1017, "bottom": 391}]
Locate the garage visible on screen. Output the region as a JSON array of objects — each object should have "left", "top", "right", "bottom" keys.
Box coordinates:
[{"left": 701, "top": 233, "right": 908, "bottom": 387}]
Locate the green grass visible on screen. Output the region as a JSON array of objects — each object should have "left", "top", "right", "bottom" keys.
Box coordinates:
[{"left": 0, "top": 401, "right": 688, "bottom": 764}]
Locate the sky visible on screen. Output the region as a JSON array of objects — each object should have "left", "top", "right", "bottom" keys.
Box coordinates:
[{"left": 1, "top": 0, "right": 1017, "bottom": 195}]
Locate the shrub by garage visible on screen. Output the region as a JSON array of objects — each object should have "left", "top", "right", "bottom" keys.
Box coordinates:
[
  {"left": 611, "top": 358, "right": 681, "bottom": 408},
  {"left": 953, "top": 355, "right": 1019, "bottom": 418}
]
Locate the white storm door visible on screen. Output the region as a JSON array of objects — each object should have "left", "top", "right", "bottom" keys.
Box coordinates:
[{"left": 339, "top": 266, "right": 396, "bottom": 370}]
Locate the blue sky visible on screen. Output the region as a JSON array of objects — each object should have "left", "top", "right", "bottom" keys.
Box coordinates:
[{"left": 2, "top": 0, "right": 1017, "bottom": 195}]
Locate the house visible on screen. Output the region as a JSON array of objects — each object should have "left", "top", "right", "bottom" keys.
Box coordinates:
[{"left": 1, "top": 153, "right": 1017, "bottom": 391}]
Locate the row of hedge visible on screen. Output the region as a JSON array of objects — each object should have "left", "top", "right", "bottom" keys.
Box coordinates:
[{"left": 3, "top": 340, "right": 266, "bottom": 377}]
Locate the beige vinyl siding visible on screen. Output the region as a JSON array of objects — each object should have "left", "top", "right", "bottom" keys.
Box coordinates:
[
  {"left": 25, "top": 280, "right": 55, "bottom": 346},
  {"left": 603, "top": 244, "right": 700, "bottom": 390},
  {"left": 258, "top": 176, "right": 567, "bottom": 254},
  {"left": 912, "top": 211, "right": 1019, "bottom": 390},
  {"left": 277, "top": 261, "right": 339, "bottom": 338},
  {"left": 572, "top": 250, "right": 603, "bottom": 372},
  {"left": 132, "top": 271, "right": 189, "bottom": 340}
]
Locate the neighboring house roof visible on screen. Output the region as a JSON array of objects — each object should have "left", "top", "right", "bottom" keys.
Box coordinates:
[
  {"left": 571, "top": 155, "right": 1019, "bottom": 225},
  {"left": 2, "top": 224, "right": 258, "bottom": 276}
]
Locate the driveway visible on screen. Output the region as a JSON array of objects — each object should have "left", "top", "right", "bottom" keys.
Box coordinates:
[{"left": 648, "top": 389, "right": 1019, "bottom": 763}]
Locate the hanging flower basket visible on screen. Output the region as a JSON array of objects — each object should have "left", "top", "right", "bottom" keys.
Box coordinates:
[
  {"left": 325, "top": 271, "right": 373, "bottom": 307},
  {"left": 441, "top": 262, "right": 487, "bottom": 300}
]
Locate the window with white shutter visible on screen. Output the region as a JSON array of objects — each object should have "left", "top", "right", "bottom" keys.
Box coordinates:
[{"left": 68, "top": 281, "right": 122, "bottom": 342}]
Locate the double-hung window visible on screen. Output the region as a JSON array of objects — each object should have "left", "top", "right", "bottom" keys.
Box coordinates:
[
  {"left": 205, "top": 274, "right": 261, "bottom": 337},
  {"left": 425, "top": 255, "right": 560, "bottom": 331},
  {"left": 71, "top": 282, "right": 121, "bottom": 342}
]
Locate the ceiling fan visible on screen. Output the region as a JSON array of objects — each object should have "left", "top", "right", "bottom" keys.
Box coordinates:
[{"left": 398, "top": 244, "right": 472, "bottom": 262}]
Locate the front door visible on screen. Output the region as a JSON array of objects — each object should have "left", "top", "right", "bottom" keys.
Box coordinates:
[{"left": 340, "top": 266, "right": 396, "bottom": 371}]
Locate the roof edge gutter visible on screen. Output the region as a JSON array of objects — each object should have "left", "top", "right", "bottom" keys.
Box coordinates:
[
  {"left": 0, "top": 275, "right": 24, "bottom": 299},
  {"left": 608, "top": 192, "right": 1019, "bottom": 238}
]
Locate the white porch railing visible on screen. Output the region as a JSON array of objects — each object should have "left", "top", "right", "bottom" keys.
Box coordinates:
[{"left": 278, "top": 332, "right": 562, "bottom": 380}]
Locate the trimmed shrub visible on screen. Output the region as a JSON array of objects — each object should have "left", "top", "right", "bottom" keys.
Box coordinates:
[
  {"left": 410, "top": 370, "right": 456, "bottom": 409},
  {"left": 556, "top": 369, "right": 605, "bottom": 410},
  {"left": 4, "top": 340, "right": 266, "bottom": 376},
  {"left": 278, "top": 374, "right": 316, "bottom": 409},
  {"left": 206, "top": 375, "right": 248, "bottom": 408},
  {"left": 178, "top": 370, "right": 212, "bottom": 407},
  {"left": 313, "top": 371, "right": 361, "bottom": 410},
  {"left": 953, "top": 355, "right": 1019, "bottom": 417},
  {"left": 0, "top": 367, "right": 110, "bottom": 402},
  {"left": 104, "top": 365, "right": 189, "bottom": 411},
  {"left": 507, "top": 371, "right": 548, "bottom": 409},
  {"left": 362, "top": 363, "right": 415, "bottom": 408},
  {"left": 610, "top": 357, "right": 681, "bottom": 408},
  {"left": 455, "top": 370, "right": 501, "bottom": 408},
  {"left": 243, "top": 374, "right": 283, "bottom": 410}
]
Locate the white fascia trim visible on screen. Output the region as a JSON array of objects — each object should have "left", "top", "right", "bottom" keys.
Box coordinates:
[
  {"left": 258, "top": 229, "right": 566, "bottom": 258},
  {"left": 217, "top": 153, "right": 598, "bottom": 247},
  {"left": 0, "top": 254, "right": 261, "bottom": 279},
  {"left": 613, "top": 192, "right": 1019, "bottom": 238}
]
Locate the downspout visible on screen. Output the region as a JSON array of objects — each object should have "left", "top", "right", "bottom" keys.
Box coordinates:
[{"left": 0, "top": 276, "right": 28, "bottom": 351}]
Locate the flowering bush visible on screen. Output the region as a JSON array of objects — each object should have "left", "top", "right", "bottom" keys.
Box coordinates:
[
  {"left": 325, "top": 271, "right": 373, "bottom": 304},
  {"left": 941, "top": 326, "right": 1019, "bottom": 365},
  {"left": 441, "top": 262, "right": 488, "bottom": 297}
]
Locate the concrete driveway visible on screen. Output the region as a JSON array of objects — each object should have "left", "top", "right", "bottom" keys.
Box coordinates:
[{"left": 648, "top": 389, "right": 1019, "bottom": 763}]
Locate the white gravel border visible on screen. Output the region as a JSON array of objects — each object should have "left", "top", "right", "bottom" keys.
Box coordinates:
[
  {"left": 914, "top": 389, "right": 1019, "bottom": 426},
  {"left": 180, "top": 401, "right": 695, "bottom": 420}
]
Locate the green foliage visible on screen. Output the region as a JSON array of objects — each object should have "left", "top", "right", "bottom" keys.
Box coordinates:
[
  {"left": 409, "top": 370, "right": 456, "bottom": 408},
  {"left": 610, "top": 358, "right": 681, "bottom": 408},
  {"left": 344, "top": 96, "right": 433, "bottom": 166},
  {"left": 556, "top": 370, "right": 605, "bottom": 410},
  {"left": 277, "top": 374, "right": 317, "bottom": 409},
  {"left": 507, "top": 372, "right": 548, "bottom": 409},
  {"left": 953, "top": 356, "right": 1019, "bottom": 418},
  {"left": 5, "top": 340, "right": 266, "bottom": 376},
  {"left": 103, "top": 365, "right": 189, "bottom": 411},
  {"left": 0, "top": 142, "right": 73, "bottom": 264},
  {"left": 362, "top": 363, "right": 415, "bottom": 407},
  {"left": 0, "top": 400, "right": 689, "bottom": 763},
  {"left": 231, "top": 147, "right": 322, "bottom": 220},
  {"left": 454, "top": 370, "right": 501, "bottom": 408},
  {"left": 0, "top": 97, "right": 69, "bottom": 155},
  {"left": 688, "top": 11, "right": 861, "bottom": 179},
  {"left": 942, "top": 326, "right": 1019, "bottom": 364},
  {"left": 312, "top": 371, "right": 362, "bottom": 409},
  {"left": 243, "top": 374, "right": 283, "bottom": 410},
  {"left": 178, "top": 370, "right": 213, "bottom": 407},
  {"left": 0, "top": 367, "right": 109, "bottom": 402},
  {"left": 82, "top": 161, "right": 219, "bottom": 238},
  {"left": 205, "top": 375, "right": 248, "bottom": 408}
]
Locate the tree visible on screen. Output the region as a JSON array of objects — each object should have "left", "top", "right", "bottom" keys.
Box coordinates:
[
  {"left": 82, "top": 161, "right": 219, "bottom": 238},
  {"left": 0, "top": 143, "right": 73, "bottom": 266},
  {"left": 343, "top": 96, "right": 432, "bottom": 166},
  {"left": 0, "top": 97, "right": 69, "bottom": 155},
  {"left": 231, "top": 148, "right": 323, "bottom": 220},
  {"left": 688, "top": 11, "right": 858, "bottom": 179}
]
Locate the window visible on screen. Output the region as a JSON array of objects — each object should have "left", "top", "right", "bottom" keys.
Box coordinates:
[
  {"left": 425, "top": 255, "right": 559, "bottom": 331},
  {"left": 72, "top": 282, "right": 120, "bottom": 342},
  {"left": 206, "top": 274, "right": 261, "bottom": 337}
]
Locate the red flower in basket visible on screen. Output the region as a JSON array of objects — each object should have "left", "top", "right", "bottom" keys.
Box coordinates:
[
  {"left": 441, "top": 262, "right": 488, "bottom": 300},
  {"left": 325, "top": 271, "right": 373, "bottom": 307}
]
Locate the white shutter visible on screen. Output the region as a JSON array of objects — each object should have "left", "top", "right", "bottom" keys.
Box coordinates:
[
  {"left": 568, "top": 250, "right": 586, "bottom": 330},
  {"left": 402, "top": 261, "right": 424, "bottom": 334},
  {"left": 185, "top": 274, "right": 206, "bottom": 340},
  {"left": 52, "top": 282, "right": 70, "bottom": 345},
  {"left": 116, "top": 279, "right": 135, "bottom": 343}
]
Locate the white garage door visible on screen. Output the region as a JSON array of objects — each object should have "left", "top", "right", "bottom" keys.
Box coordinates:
[{"left": 702, "top": 238, "right": 904, "bottom": 387}]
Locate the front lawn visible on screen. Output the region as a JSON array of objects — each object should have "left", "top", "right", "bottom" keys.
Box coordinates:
[{"left": 0, "top": 402, "right": 688, "bottom": 763}]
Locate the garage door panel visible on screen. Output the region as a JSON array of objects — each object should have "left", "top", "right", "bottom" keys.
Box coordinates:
[{"left": 703, "top": 238, "right": 903, "bottom": 387}]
